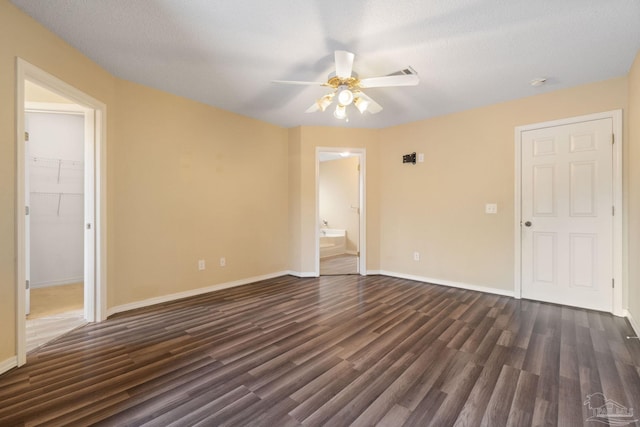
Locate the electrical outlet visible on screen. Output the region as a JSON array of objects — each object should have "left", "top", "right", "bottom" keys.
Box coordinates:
[
  {"left": 220, "top": 257, "right": 226, "bottom": 267},
  {"left": 198, "top": 259, "right": 205, "bottom": 270},
  {"left": 413, "top": 251, "right": 420, "bottom": 261},
  {"left": 485, "top": 203, "right": 498, "bottom": 214}
]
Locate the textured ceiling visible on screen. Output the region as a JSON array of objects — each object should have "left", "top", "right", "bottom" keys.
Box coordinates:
[{"left": 11, "top": 0, "right": 640, "bottom": 129}]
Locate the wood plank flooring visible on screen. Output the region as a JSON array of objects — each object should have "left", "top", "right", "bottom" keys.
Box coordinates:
[{"left": 1, "top": 275, "right": 639, "bottom": 426}]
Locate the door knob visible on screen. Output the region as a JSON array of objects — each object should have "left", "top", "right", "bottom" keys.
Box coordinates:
[{"left": 524, "top": 221, "right": 532, "bottom": 227}]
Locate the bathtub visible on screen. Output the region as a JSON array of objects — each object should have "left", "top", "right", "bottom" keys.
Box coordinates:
[{"left": 319, "top": 228, "right": 346, "bottom": 258}]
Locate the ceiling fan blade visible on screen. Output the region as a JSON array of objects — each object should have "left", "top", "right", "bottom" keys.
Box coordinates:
[
  {"left": 335, "top": 50, "right": 355, "bottom": 79},
  {"left": 305, "top": 103, "right": 320, "bottom": 113},
  {"left": 359, "top": 73, "right": 419, "bottom": 88},
  {"left": 272, "top": 80, "right": 327, "bottom": 86},
  {"left": 355, "top": 92, "right": 383, "bottom": 114}
]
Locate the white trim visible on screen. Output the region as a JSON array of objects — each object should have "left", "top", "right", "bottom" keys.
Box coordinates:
[
  {"left": 287, "top": 271, "right": 317, "bottom": 278},
  {"left": 513, "top": 110, "right": 623, "bottom": 316},
  {"left": 377, "top": 270, "right": 515, "bottom": 297},
  {"left": 107, "top": 271, "right": 289, "bottom": 317},
  {"left": 15, "top": 58, "right": 108, "bottom": 367},
  {"left": 25, "top": 101, "right": 86, "bottom": 114},
  {"left": 30, "top": 277, "right": 84, "bottom": 288},
  {"left": 315, "top": 147, "right": 366, "bottom": 277},
  {"left": 0, "top": 357, "right": 18, "bottom": 376},
  {"left": 624, "top": 310, "right": 640, "bottom": 337}
]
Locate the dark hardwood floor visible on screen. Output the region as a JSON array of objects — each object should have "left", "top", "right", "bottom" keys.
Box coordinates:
[{"left": 0, "top": 275, "right": 639, "bottom": 426}]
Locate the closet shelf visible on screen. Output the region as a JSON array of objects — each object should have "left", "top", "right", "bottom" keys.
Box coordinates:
[{"left": 30, "top": 157, "right": 83, "bottom": 183}]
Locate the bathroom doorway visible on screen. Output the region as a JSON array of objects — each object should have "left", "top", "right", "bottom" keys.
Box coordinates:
[{"left": 316, "top": 148, "right": 365, "bottom": 276}]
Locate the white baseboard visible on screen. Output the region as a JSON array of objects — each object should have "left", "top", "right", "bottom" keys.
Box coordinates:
[
  {"left": 0, "top": 356, "right": 17, "bottom": 376},
  {"left": 287, "top": 271, "right": 317, "bottom": 278},
  {"left": 107, "top": 271, "right": 289, "bottom": 317},
  {"left": 31, "top": 276, "right": 84, "bottom": 289},
  {"left": 376, "top": 270, "right": 515, "bottom": 298},
  {"left": 624, "top": 309, "right": 640, "bottom": 337}
]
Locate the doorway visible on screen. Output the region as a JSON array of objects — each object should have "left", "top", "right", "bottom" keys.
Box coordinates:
[
  {"left": 316, "top": 147, "right": 366, "bottom": 276},
  {"left": 25, "top": 94, "right": 87, "bottom": 352},
  {"left": 514, "top": 110, "right": 623, "bottom": 315},
  {"left": 16, "top": 58, "right": 107, "bottom": 366}
]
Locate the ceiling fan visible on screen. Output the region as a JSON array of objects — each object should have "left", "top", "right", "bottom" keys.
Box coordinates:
[{"left": 273, "top": 51, "right": 419, "bottom": 120}]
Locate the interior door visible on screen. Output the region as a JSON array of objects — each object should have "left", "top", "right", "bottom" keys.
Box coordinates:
[{"left": 521, "top": 118, "right": 613, "bottom": 311}]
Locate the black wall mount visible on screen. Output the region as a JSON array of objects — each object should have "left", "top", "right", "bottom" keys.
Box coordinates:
[{"left": 403, "top": 152, "right": 416, "bottom": 165}]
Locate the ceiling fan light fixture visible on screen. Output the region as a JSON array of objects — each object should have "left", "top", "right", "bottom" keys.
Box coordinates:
[
  {"left": 334, "top": 104, "right": 347, "bottom": 120},
  {"left": 337, "top": 88, "right": 354, "bottom": 106},
  {"left": 318, "top": 94, "right": 334, "bottom": 111},
  {"left": 354, "top": 96, "right": 370, "bottom": 114}
]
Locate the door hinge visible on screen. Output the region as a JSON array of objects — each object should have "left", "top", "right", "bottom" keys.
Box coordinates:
[
  {"left": 612, "top": 278, "right": 615, "bottom": 288},
  {"left": 357, "top": 164, "right": 360, "bottom": 172},
  {"left": 612, "top": 206, "right": 615, "bottom": 216},
  {"left": 24, "top": 131, "right": 29, "bottom": 142},
  {"left": 26, "top": 280, "right": 30, "bottom": 290},
  {"left": 611, "top": 134, "right": 614, "bottom": 145},
  {"left": 357, "top": 251, "right": 360, "bottom": 257},
  {"left": 25, "top": 206, "right": 29, "bottom": 215}
]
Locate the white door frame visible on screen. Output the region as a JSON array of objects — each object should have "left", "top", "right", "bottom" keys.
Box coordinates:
[
  {"left": 315, "top": 147, "right": 366, "bottom": 276},
  {"left": 16, "top": 58, "right": 108, "bottom": 365},
  {"left": 514, "top": 110, "right": 623, "bottom": 316}
]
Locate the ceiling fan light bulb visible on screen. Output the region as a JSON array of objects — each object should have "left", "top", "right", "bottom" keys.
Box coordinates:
[
  {"left": 334, "top": 104, "right": 347, "bottom": 119},
  {"left": 354, "top": 97, "right": 370, "bottom": 114},
  {"left": 338, "top": 88, "right": 354, "bottom": 106},
  {"left": 318, "top": 95, "right": 333, "bottom": 111}
]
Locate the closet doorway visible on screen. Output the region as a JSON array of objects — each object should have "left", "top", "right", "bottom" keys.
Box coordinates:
[
  {"left": 24, "top": 84, "right": 88, "bottom": 352},
  {"left": 316, "top": 148, "right": 366, "bottom": 276},
  {"left": 16, "top": 58, "right": 107, "bottom": 367}
]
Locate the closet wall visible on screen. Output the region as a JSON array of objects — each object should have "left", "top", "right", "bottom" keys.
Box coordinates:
[{"left": 26, "top": 111, "right": 84, "bottom": 288}]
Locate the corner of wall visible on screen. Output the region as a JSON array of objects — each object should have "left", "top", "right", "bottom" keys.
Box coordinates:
[{"left": 626, "top": 49, "right": 640, "bottom": 324}]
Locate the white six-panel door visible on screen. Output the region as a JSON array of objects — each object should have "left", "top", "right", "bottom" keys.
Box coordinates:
[{"left": 521, "top": 118, "right": 613, "bottom": 312}]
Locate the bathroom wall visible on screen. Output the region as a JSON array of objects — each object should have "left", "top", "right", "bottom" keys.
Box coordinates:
[{"left": 319, "top": 156, "right": 360, "bottom": 254}]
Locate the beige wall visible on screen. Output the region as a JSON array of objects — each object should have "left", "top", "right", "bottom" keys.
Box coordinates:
[
  {"left": 112, "top": 80, "right": 289, "bottom": 306},
  {"left": 288, "top": 128, "right": 303, "bottom": 273},
  {"left": 0, "top": 0, "right": 118, "bottom": 363},
  {"left": 1, "top": 1, "right": 289, "bottom": 365},
  {"left": 628, "top": 51, "right": 640, "bottom": 325},
  {"left": 290, "top": 127, "right": 380, "bottom": 274},
  {"left": 2, "top": 0, "right": 638, "bottom": 369},
  {"left": 320, "top": 157, "right": 360, "bottom": 254},
  {"left": 379, "top": 77, "right": 629, "bottom": 292}
]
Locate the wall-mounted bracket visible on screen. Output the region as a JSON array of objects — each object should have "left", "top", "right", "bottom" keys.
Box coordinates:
[{"left": 403, "top": 152, "right": 416, "bottom": 164}]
